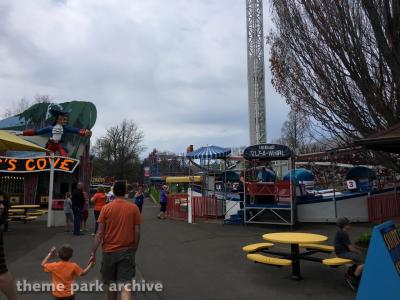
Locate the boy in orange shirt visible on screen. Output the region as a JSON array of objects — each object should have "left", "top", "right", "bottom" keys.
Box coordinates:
[{"left": 42, "top": 245, "right": 94, "bottom": 299}]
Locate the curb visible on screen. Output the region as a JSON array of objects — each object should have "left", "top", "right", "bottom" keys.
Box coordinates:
[{"left": 149, "top": 195, "right": 158, "bottom": 205}]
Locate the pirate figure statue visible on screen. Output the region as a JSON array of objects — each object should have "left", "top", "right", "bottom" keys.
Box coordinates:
[{"left": 22, "top": 107, "right": 91, "bottom": 157}]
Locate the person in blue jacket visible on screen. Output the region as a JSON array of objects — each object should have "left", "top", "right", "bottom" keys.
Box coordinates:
[
  {"left": 257, "top": 167, "right": 268, "bottom": 182},
  {"left": 158, "top": 185, "right": 168, "bottom": 219},
  {"left": 135, "top": 186, "right": 144, "bottom": 213}
]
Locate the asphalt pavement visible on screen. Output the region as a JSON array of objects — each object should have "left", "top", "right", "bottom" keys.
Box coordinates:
[{"left": 2, "top": 198, "right": 372, "bottom": 300}]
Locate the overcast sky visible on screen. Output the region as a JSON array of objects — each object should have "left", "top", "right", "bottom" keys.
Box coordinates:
[{"left": 0, "top": 0, "right": 289, "bottom": 155}]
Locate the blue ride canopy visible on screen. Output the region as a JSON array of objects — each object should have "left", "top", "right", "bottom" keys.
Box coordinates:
[
  {"left": 186, "top": 145, "right": 231, "bottom": 159},
  {"left": 345, "top": 166, "right": 376, "bottom": 180},
  {"left": 283, "top": 168, "right": 315, "bottom": 183},
  {"left": 258, "top": 168, "right": 276, "bottom": 182}
]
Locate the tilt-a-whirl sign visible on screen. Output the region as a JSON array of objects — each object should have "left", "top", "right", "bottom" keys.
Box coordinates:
[{"left": 0, "top": 156, "right": 79, "bottom": 173}]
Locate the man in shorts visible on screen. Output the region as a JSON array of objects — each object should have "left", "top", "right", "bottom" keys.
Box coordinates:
[
  {"left": 90, "top": 181, "right": 142, "bottom": 300},
  {"left": 334, "top": 217, "right": 364, "bottom": 291}
]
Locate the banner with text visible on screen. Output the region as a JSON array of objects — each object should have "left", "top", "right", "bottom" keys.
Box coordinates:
[
  {"left": 243, "top": 144, "right": 293, "bottom": 160},
  {"left": 0, "top": 156, "right": 80, "bottom": 173}
]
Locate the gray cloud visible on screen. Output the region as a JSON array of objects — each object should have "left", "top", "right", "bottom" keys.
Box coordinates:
[{"left": 0, "top": 0, "right": 289, "bottom": 154}]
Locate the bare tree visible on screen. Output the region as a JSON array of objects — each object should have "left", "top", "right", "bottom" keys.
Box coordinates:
[
  {"left": 34, "top": 94, "right": 51, "bottom": 104},
  {"left": 2, "top": 94, "right": 52, "bottom": 117},
  {"left": 2, "top": 98, "right": 30, "bottom": 117},
  {"left": 268, "top": 0, "right": 400, "bottom": 161},
  {"left": 93, "top": 120, "right": 145, "bottom": 180},
  {"left": 279, "top": 109, "right": 311, "bottom": 154}
]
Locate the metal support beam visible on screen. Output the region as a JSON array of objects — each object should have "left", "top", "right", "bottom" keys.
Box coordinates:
[{"left": 246, "top": 0, "right": 266, "bottom": 145}]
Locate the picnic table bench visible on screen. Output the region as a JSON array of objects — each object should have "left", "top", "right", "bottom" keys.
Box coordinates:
[
  {"left": 9, "top": 205, "right": 42, "bottom": 223},
  {"left": 8, "top": 209, "right": 25, "bottom": 214},
  {"left": 243, "top": 232, "right": 353, "bottom": 280}
]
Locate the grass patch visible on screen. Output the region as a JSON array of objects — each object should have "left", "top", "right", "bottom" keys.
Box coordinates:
[
  {"left": 355, "top": 231, "right": 371, "bottom": 248},
  {"left": 149, "top": 186, "right": 160, "bottom": 203}
]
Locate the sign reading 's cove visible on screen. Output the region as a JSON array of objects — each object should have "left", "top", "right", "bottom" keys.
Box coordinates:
[
  {"left": 243, "top": 144, "right": 292, "bottom": 160},
  {"left": 0, "top": 156, "right": 79, "bottom": 173}
]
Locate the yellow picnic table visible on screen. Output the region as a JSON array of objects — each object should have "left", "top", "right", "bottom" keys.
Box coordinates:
[
  {"left": 263, "top": 232, "right": 328, "bottom": 244},
  {"left": 10, "top": 205, "right": 41, "bottom": 223},
  {"left": 262, "top": 232, "right": 328, "bottom": 280},
  {"left": 10, "top": 205, "right": 41, "bottom": 209},
  {"left": 8, "top": 209, "right": 25, "bottom": 214}
]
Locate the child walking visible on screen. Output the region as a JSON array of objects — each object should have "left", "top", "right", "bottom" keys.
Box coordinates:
[
  {"left": 64, "top": 193, "right": 73, "bottom": 232},
  {"left": 42, "top": 245, "right": 94, "bottom": 299},
  {"left": 81, "top": 192, "right": 89, "bottom": 232}
]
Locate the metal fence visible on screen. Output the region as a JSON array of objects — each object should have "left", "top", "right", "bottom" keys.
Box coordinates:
[
  {"left": 368, "top": 193, "right": 400, "bottom": 222},
  {"left": 166, "top": 193, "right": 223, "bottom": 222}
]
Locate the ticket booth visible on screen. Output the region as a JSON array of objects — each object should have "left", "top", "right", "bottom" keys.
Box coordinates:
[{"left": 243, "top": 144, "right": 295, "bottom": 225}]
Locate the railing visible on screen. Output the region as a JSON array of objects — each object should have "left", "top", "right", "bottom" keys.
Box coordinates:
[
  {"left": 166, "top": 193, "right": 188, "bottom": 220},
  {"left": 246, "top": 183, "right": 276, "bottom": 196},
  {"left": 193, "top": 196, "right": 223, "bottom": 219},
  {"left": 166, "top": 193, "right": 223, "bottom": 222},
  {"left": 275, "top": 181, "right": 291, "bottom": 200},
  {"left": 368, "top": 193, "right": 400, "bottom": 222},
  {"left": 245, "top": 181, "right": 291, "bottom": 202}
]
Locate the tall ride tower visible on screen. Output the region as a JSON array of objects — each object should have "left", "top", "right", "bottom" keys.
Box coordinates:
[{"left": 246, "top": 0, "right": 266, "bottom": 145}]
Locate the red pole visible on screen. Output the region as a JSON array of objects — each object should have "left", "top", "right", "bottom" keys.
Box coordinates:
[
  {"left": 193, "top": 196, "right": 196, "bottom": 223},
  {"left": 367, "top": 196, "right": 370, "bottom": 222},
  {"left": 215, "top": 196, "right": 217, "bottom": 219}
]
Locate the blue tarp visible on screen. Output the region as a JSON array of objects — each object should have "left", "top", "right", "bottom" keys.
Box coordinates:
[
  {"left": 258, "top": 169, "right": 276, "bottom": 182},
  {"left": 149, "top": 177, "right": 165, "bottom": 183},
  {"left": 6, "top": 151, "right": 44, "bottom": 158},
  {"left": 346, "top": 166, "right": 376, "bottom": 180},
  {"left": 215, "top": 171, "right": 240, "bottom": 182},
  {"left": 283, "top": 168, "right": 315, "bottom": 182}
]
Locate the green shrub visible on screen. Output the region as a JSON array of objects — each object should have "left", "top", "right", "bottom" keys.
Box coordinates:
[
  {"left": 355, "top": 232, "right": 371, "bottom": 248},
  {"left": 149, "top": 186, "right": 160, "bottom": 203}
]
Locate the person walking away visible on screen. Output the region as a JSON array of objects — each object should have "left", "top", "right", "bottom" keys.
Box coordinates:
[
  {"left": 42, "top": 244, "right": 94, "bottom": 299},
  {"left": 334, "top": 217, "right": 364, "bottom": 291},
  {"left": 91, "top": 187, "right": 107, "bottom": 235},
  {"left": 0, "top": 192, "right": 18, "bottom": 300},
  {"left": 0, "top": 194, "right": 9, "bottom": 233},
  {"left": 135, "top": 186, "right": 144, "bottom": 213},
  {"left": 106, "top": 187, "right": 115, "bottom": 203},
  {"left": 257, "top": 167, "right": 269, "bottom": 182},
  {"left": 127, "top": 185, "right": 135, "bottom": 200},
  {"left": 158, "top": 185, "right": 168, "bottom": 219},
  {"left": 237, "top": 175, "right": 244, "bottom": 209},
  {"left": 71, "top": 183, "right": 85, "bottom": 235},
  {"left": 64, "top": 192, "right": 73, "bottom": 232},
  {"left": 90, "top": 181, "right": 142, "bottom": 300},
  {"left": 81, "top": 192, "right": 89, "bottom": 232}
]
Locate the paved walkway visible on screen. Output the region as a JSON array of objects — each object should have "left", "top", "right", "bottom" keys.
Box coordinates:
[{"left": 3, "top": 198, "right": 371, "bottom": 299}]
